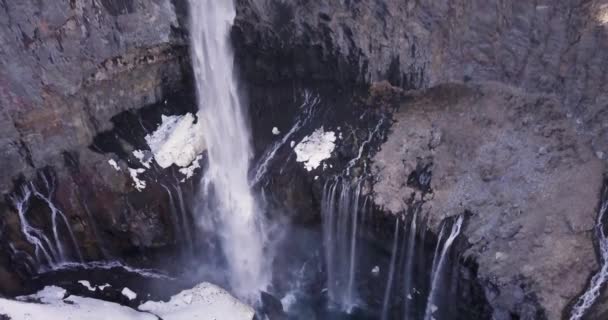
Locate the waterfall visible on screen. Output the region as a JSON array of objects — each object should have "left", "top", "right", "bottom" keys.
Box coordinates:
[
  {"left": 424, "top": 215, "right": 464, "bottom": 320},
  {"left": 8, "top": 172, "right": 83, "bottom": 270},
  {"left": 381, "top": 219, "right": 401, "bottom": 320},
  {"left": 188, "top": 0, "right": 268, "bottom": 299},
  {"left": 322, "top": 178, "right": 363, "bottom": 312},
  {"left": 402, "top": 210, "right": 417, "bottom": 319},
  {"left": 160, "top": 183, "right": 193, "bottom": 251},
  {"left": 569, "top": 184, "right": 608, "bottom": 320}
]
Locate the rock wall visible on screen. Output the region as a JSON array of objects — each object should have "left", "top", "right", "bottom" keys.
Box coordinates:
[
  {"left": 0, "top": 0, "right": 193, "bottom": 294},
  {"left": 234, "top": 1, "right": 608, "bottom": 319},
  {"left": 235, "top": 0, "right": 608, "bottom": 160}
]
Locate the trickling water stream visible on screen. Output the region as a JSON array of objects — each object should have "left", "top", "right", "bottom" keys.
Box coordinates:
[{"left": 188, "top": 0, "right": 269, "bottom": 300}]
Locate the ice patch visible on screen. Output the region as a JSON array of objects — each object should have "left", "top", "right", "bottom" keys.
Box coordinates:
[
  {"left": 128, "top": 168, "right": 146, "bottom": 191},
  {"left": 290, "top": 141, "right": 295, "bottom": 148},
  {"left": 139, "top": 282, "right": 254, "bottom": 320},
  {"left": 145, "top": 113, "right": 205, "bottom": 169},
  {"left": 108, "top": 159, "right": 121, "bottom": 171},
  {"left": 272, "top": 127, "right": 280, "bottom": 135},
  {"left": 122, "top": 287, "right": 137, "bottom": 300},
  {"left": 99, "top": 284, "right": 111, "bottom": 290},
  {"left": 294, "top": 127, "right": 336, "bottom": 171}
]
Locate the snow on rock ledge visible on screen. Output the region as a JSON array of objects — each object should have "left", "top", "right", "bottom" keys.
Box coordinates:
[
  {"left": 294, "top": 127, "right": 336, "bottom": 171},
  {"left": 139, "top": 282, "right": 255, "bottom": 320},
  {"left": 145, "top": 113, "right": 206, "bottom": 169},
  {"left": 0, "top": 286, "right": 155, "bottom": 320}
]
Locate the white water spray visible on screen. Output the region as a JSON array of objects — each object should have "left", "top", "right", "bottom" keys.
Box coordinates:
[{"left": 189, "top": 0, "right": 268, "bottom": 299}]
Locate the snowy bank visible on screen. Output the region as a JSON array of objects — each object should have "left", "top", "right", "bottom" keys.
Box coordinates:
[{"left": 139, "top": 282, "right": 255, "bottom": 320}]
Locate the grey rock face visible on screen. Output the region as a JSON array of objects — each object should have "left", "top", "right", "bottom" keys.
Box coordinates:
[
  {"left": 372, "top": 83, "right": 604, "bottom": 319},
  {"left": 0, "top": 0, "right": 192, "bottom": 294},
  {"left": 0, "top": 0, "right": 188, "bottom": 194},
  {"left": 236, "top": 0, "right": 608, "bottom": 159}
]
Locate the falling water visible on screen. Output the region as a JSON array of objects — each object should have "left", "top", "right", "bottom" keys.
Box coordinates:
[
  {"left": 403, "top": 211, "right": 418, "bottom": 318},
  {"left": 569, "top": 184, "right": 608, "bottom": 320},
  {"left": 424, "top": 215, "right": 464, "bottom": 320},
  {"left": 189, "top": 0, "right": 268, "bottom": 299},
  {"left": 322, "top": 178, "right": 364, "bottom": 312},
  {"left": 381, "top": 219, "right": 401, "bottom": 320},
  {"left": 8, "top": 172, "right": 83, "bottom": 270}
]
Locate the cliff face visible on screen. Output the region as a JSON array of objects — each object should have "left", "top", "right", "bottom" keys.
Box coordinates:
[
  {"left": 235, "top": 0, "right": 608, "bottom": 158},
  {"left": 0, "top": 0, "right": 194, "bottom": 294},
  {"left": 234, "top": 1, "right": 608, "bottom": 319},
  {"left": 0, "top": 0, "right": 607, "bottom": 319}
]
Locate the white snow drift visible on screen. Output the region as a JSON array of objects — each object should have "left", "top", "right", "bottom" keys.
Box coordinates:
[
  {"left": 145, "top": 113, "right": 206, "bottom": 169},
  {"left": 294, "top": 127, "right": 336, "bottom": 171},
  {"left": 0, "top": 282, "right": 254, "bottom": 320}
]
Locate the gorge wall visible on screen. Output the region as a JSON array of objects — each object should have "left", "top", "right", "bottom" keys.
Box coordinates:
[{"left": 0, "top": 1, "right": 607, "bottom": 319}]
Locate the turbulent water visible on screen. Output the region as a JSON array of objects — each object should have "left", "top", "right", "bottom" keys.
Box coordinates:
[{"left": 188, "top": 0, "right": 268, "bottom": 300}]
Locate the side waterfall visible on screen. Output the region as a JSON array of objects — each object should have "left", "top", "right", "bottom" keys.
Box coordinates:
[
  {"left": 381, "top": 219, "right": 401, "bottom": 320},
  {"left": 424, "top": 215, "right": 464, "bottom": 320},
  {"left": 189, "top": 0, "right": 268, "bottom": 299},
  {"left": 569, "top": 182, "right": 608, "bottom": 320},
  {"left": 322, "top": 178, "right": 365, "bottom": 312},
  {"left": 8, "top": 171, "right": 83, "bottom": 270}
]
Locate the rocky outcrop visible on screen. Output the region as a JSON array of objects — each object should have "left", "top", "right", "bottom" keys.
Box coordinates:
[
  {"left": 235, "top": 0, "right": 608, "bottom": 161},
  {"left": 372, "top": 82, "right": 604, "bottom": 319},
  {"left": 0, "top": 0, "right": 193, "bottom": 294},
  {"left": 235, "top": 1, "right": 608, "bottom": 318}
]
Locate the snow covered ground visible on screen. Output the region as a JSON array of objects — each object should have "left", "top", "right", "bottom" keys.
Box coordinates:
[
  {"left": 0, "top": 282, "right": 254, "bottom": 320},
  {"left": 139, "top": 282, "right": 255, "bottom": 320}
]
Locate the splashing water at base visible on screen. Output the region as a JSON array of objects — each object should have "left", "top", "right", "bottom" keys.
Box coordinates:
[{"left": 188, "top": 0, "right": 269, "bottom": 300}]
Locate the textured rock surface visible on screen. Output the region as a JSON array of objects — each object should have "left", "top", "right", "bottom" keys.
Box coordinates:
[
  {"left": 372, "top": 82, "right": 604, "bottom": 319},
  {"left": 235, "top": 0, "right": 608, "bottom": 160},
  {"left": 235, "top": 1, "right": 608, "bottom": 318},
  {"left": 0, "top": 0, "right": 193, "bottom": 294}
]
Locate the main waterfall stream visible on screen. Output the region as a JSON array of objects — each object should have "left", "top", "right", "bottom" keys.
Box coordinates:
[{"left": 188, "top": 0, "right": 269, "bottom": 300}]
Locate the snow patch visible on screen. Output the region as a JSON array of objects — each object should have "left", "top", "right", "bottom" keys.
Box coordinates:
[
  {"left": 78, "top": 280, "right": 96, "bottom": 292},
  {"left": 272, "top": 127, "right": 280, "bottom": 135},
  {"left": 133, "top": 150, "right": 153, "bottom": 169},
  {"left": 122, "top": 287, "right": 137, "bottom": 300},
  {"left": 145, "top": 114, "right": 205, "bottom": 169},
  {"left": 138, "top": 282, "right": 254, "bottom": 320},
  {"left": 18, "top": 286, "right": 66, "bottom": 303},
  {"left": 128, "top": 168, "right": 146, "bottom": 191},
  {"left": 178, "top": 155, "right": 202, "bottom": 181},
  {"left": 294, "top": 127, "right": 336, "bottom": 171},
  {"left": 99, "top": 284, "right": 111, "bottom": 290},
  {"left": 108, "top": 159, "right": 121, "bottom": 171}
]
